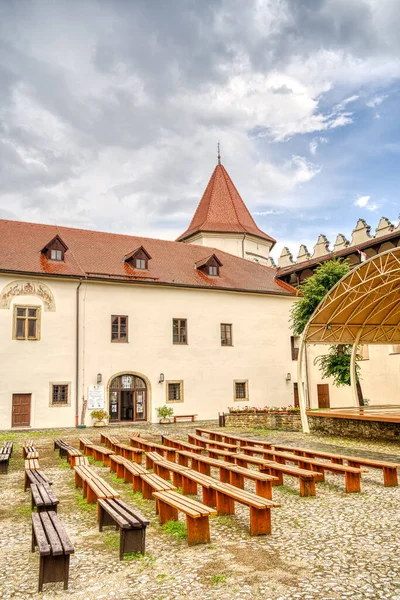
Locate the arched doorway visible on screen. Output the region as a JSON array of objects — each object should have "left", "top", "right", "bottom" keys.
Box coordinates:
[{"left": 109, "top": 374, "right": 147, "bottom": 422}]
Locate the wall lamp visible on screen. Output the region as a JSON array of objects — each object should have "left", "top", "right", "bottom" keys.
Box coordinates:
[
  {"left": 285, "top": 372, "right": 291, "bottom": 382},
  {"left": 97, "top": 373, "right": 102, "bottom": 384},
  {"left": 158, "top": 373, "right": 165, "bottom": 384}
]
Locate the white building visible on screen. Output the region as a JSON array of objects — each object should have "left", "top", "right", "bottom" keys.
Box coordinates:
[{"left": 0, "top": 161, "right": 297, "bottom": 429}]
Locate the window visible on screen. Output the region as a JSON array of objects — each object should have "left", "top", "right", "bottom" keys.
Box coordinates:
[
  {"left": 209, "top": 265, "right": 218, "bottom": 276},
  {"left": 173, "top": 319, "right": 187, "bottom": 344},
  {"left": 50, "top": 248, "right": 63, "bottom": 261},
  {"left": 291, "top": 336, "right": 300, "bottom": 360},
  {"left": 111, "top": 315, "right": 128, "bottom": 342},
  {"left": 135, "top": 258, "right": 146, "bottom": 270},
  {"left": 51, "top": 384, "right": 69, "bottom": 405},
  {"left": 234, "top": 380, "right": 248, "bottom": 401},
  {"left": 167, "top": 381, "right": 184, "bottom": 403},
  {"left": 221, "top": 323, "right": 232, "bottom": 346},
  {"left": 14, "top": 306, "right": 40, "bottom": 340}
]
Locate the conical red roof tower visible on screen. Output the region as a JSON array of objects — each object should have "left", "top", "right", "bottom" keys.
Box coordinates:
[{"left": 177, "top": 162, "right": 275, "bottom": 245}]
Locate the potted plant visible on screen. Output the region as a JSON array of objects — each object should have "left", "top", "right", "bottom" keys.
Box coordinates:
[
  {"left": 90, "top": 409, "right": 109, "bottom": 427},
  {"left": 156, "top": 405, "right": 174, "bottom": 424}
]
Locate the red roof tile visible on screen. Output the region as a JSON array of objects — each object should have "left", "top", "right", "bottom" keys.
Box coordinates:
[
  {"left": 176, "top": 164, "right": 276, "bottom": 245},
  {"left": 0, "top": 219, "right": 294, "bottom": 296}
]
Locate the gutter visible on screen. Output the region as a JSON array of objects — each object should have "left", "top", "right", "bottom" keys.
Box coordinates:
[{"left": 75, "top": 279, "right": 83, "bottom": 427}]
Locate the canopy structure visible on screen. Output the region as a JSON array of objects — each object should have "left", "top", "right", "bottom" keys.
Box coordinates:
[{"left": 297, "top": 247, "right": 400, "bottom": 433}]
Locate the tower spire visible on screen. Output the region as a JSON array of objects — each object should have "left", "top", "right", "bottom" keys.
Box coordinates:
[{"left": 217, "top": 141, "right": 221, "bottom": 165}]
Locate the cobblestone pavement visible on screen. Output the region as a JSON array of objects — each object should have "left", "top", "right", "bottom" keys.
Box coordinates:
[{"left": 0, "top": 422, "right": 399, "bottom": 600}]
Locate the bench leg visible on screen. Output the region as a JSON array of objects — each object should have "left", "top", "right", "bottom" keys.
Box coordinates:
[
  {"left": 236, "top": 458, "right": 247, "bottom": 468},
  {"left": 345, "top": 472, "right": 361, "bottom": 493},
  {"left": 120, "top": 528, "right": 146, "bottom": 559},
  {"left": 382, "top": 467, "right": 398, "bottom": 487},
  {"left": 39, "top": 554, "right": 70, "bottom": 592},
  {"left": 331, "top": 457, "right": 344, "bottom": 464},
  {"left": 255, "top": 480, "right": 272, "bottom": 500},
  {"left": 132, "top": 452, "right": 143, "bottom": 464},
  {"left": 177, "top": 455, "right": 189, "bottom": 467},
  {"left": 157, "top": 464, "right": 171, "bottom": 481},
  {"left": 215, "top": 491, "right": 235, "bottom": 515},
  {"left": 202, "top": 487, "right": 216, "bottom": 507},
  {"left": 116, "top": 463, "right": 124, "bottom": 479},
  {"left": 299, "top": 477, "right": 316, "bottom": 497},
  {"left": 172, "top": 472, "right": 183, "bottom": 488},
  {"left": 182, "top": 477, "right": 197, "bottom": 495},
  {"left": 166, "top": 450, "right": 176, "bottom": 462},
  {"left": 186, "top": 515, "right": 210, "bottom": 545},
  {"left": 230, "top": 471, "right": 244, "bottom": 489},
  {"left": 133, "top": 474, "right": 142, "bottom": 493},
  {"left": 158, "top": 500, "right": 178, "bottom": 524},
  {"left": 124, "top": 468, "right": 133, "bottom": 484},
  {"left": 110, "top": 461, "right": 117, "bottom": 474},
  {"left": 198, "top": 462, "right": 211, "bottom": 476},
  {"left": 86, "top": 485, "right": 97, "bottom": 503},
  {"left": 265, "top": 468, "right": 283, "bottom": 486},
  {"left": 219, "top": 467, "right": 231, "bottom": 484},
  {"left": 141, "top": 480, "right": 154, "bottom": 500},
  {"left": 250, "top": 506, "right": 271, "bottom": 536},
  {"left": 145, "top": 455, "right": 153, "bottom": 470}
]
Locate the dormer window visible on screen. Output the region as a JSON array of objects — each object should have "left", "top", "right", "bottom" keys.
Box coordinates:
[
  {"left": 195, "top": 254, "right": 222, "bottom": 277},
  {"left": 41, "top": 235, "right": 68, "bottom": 262},
  {"left": 50, "top": 249, "right": 63, "bottom": 261},
  {"left": 124, "top": 246, "right": 151, "bottom": 270}
]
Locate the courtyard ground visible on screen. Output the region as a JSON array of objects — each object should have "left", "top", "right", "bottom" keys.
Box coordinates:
[{"left": 0, "top": 422, "right": 399, "bottom": 600}]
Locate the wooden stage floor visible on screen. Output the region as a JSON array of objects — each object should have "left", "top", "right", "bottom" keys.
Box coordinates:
[{"left": 306, "top": 405, "right": 400, "bottom": 423}]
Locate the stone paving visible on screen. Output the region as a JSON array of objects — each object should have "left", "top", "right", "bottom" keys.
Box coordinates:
[{"left": 0, "top": 422, "right": 399, "bottom": 600}]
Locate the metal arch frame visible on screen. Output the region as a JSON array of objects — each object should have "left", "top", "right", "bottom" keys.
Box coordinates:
[{"left": 297, "top": 247, "right": 400, "bottom": 434}]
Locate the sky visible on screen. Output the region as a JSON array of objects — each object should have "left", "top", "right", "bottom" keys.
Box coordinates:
[{"left": 0, "top": 0, "right": 399, "bottom": 263}]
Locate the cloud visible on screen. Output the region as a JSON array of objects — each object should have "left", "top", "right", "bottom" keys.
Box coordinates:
[
  {"left": 354, "top": 195, "right": 380, "bottom": 211},
  {"left": 0, "top": 0, "right": 399, "bottom": 240},
  {"left": 366, "top": 95, "right": 387, "bottom": 107}
]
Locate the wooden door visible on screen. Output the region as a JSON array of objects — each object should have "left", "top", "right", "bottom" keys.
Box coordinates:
[
  {"left": 12, "top": 394, "right": 31, "bottom": 427},
  {"left": 317, "top": 384, "right": 330, "bottom": 409},
  {"left": 293, "top": 383, "right": 299, "bottom": 408}
]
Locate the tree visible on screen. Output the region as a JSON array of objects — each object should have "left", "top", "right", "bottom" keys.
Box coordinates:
[
  {"left": 290, "top": 259, "right": 364, "bottom": 404},
  {"left": 291, "top": 259, "right": 350, "bottom": 336}
]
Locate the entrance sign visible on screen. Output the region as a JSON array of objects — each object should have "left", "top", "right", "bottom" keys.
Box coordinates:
[{"left": 88, "top": 385, "right": 105, "bottom": 409}]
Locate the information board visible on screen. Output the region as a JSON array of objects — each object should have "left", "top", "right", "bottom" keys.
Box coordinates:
[{"left": 88, "top": 385, "right": 105, "bottom": 409}]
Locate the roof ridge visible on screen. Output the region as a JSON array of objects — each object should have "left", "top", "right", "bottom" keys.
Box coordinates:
[
  {"left": 205, "top": 165, "right": 219, "bottom": 225},
  {"left": 220, "top": 165, "right": 243, "bottom": 230}
]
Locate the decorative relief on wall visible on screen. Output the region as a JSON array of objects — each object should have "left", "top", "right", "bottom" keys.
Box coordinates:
[{"left": 0, "top": 280, "right": 56, "bottom": 311}]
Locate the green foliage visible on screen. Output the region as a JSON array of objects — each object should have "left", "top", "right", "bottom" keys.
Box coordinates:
[
  {"left": 211, "top": 574, "right": 228, "bottom": 586},
  {"left": 156, "top": 405, "right": 174, "bottom": 419},
  {"left": 161, "top": 520, "right": 187, "bottom": 539},
  {"left": 90, "top": 409, "right": 109, "bottom": 421},
  {"left": 314, "top": 344, "right": 361, "bottom": 387},
  {"left": 291, "top": 259, "right": 350, "bottom": 335}
]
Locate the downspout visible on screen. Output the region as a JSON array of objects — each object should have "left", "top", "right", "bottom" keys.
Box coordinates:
[
  {"left": 75, "top": 279, "right": 83, "bottom": 427},
  {"left": 242, "top": 233, "right": 247, "bottom": 259}
]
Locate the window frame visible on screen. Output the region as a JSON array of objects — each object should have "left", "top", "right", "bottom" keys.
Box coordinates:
[
  {"left": 220, "top": 323, "right": 233, "bottom": 346},
  {"left": 208, "top": 265, "right": 219, "bottom": 276},
  {"left": 233, "top": 380, "right": 249, "bottom": 401},
  {"left": 50, "top": 248, "right": 64, "bottom": 261},
  {"left": 111, "top": 315, "right": 129, "bottom": 343},
  {"left": 135, "top": 257, "right": 147, "bottom": 270},
  {"left": 13, "top": 305, "right": 41, "bottom": 341},
  {"left": 49, "top": 382, "right": 71, "bottom": 407},
  {"left": 166, "top": 380, "right": 184, "bottom": 403},
  {"left": 290, "top": 336, "right": 300, "bottom": 361},
  {"left": 172, "top": 318, "right": 188, "bottom": 345}
]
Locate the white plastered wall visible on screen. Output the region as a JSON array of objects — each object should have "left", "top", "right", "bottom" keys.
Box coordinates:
[{"left": 183, "top": 233, "right": 272, "bottom": 265}]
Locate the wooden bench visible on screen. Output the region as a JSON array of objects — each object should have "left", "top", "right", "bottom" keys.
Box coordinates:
[
  {"left": 74, "top": 466, "right": 120, "bottom": 505},
  {"left": 207, "top": 448, "right": 237, "bottom": 463},
  {"left": 130, "top": 431, "right": 141, "bottom": 438},
  {"left": 122, "top": 461, "right": 148, "bottom": 492},
  {"left": 31, "top": 510, "right": 74, "bottom": 591},
  {"left": 152, "top": 490, "right": 216, "bottom": 545},
  {"left": 83, "top": 444, "right": 115, "bottom": 466},
  {"left": 152, "top": 456, "right": 191, "bottom": 488},
  {"left": 243, "top": 447, "right": 367, "bottom": 493},
  {"left": 140, "top": 472, "right": 177, "bottom": 500},
  {"left": 130, "top": 437, "right": 176, "bottom": 461},
  {"left": 22, "top": 440, "right": 34, "bottom": 456},
  {"left": 173, "top": 414, "right": 197, "bottom": 423},
  {"left": 103, "top": 435, "right": 121, "bottom": 450},
  {"left": 98, "top": 498, "right": 150, "bottom": 560},
  {"left": 54, "top": 440, "right": 83, "bottom": 466},
  {"left": 113, "top": 443, "right": 143, "bottom": 463},
  {"left": 272, "top": 444, "right": 400, "bottom": 487},
  {"left": 188, "top": 433, "right": 238, "bottom": 451},
  {"left": 0, "top": 441, "right": 13, "bottom": 474},
  {"left": 31, "top": 483, "right": 59, "bottom": 513},
  {"left": 195, "top": 428, "right": 272, "bottom": 449},
  {"left": 24, "top": 468, "right": 53, "bottom": 492},
  {"left": 233, "top": 453, "right": 321, "bottom": 497},
  {"left": 74, "top": 456, "right": 90, "bottom": 467},
  {"left": 170, "top": 451, "right": 277, "bottom": 499},
  {"left": 79, "top": 437, "right": 96, "bottom": 451},
  {"left": 162, "top": 435, "right": 203, "bottom": 454}
]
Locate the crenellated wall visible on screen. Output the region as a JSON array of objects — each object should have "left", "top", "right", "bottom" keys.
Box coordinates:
[{"left": 278, "top": 216, "right": 399, "bottom": 269}]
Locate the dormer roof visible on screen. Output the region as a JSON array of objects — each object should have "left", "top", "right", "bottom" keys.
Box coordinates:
[
  {"left": 41, "top": 234, "right": 68, "bottom": 254},
  {"left": 176, "top": 163, "right": 276, "bottom": 245},
  {"left": 195, "top": 253, "right": 223, "bottom": 270},
  {"left": 124, "top": 246, "right": 152, "bottom": 262}
]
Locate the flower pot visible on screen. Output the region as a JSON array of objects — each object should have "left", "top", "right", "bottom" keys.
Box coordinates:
[
  {"left": 159, "top": 418, "right": 171, "bottom": 424},
  {"left": 93, "top": 420, "right": 107, "bottom": 427}
]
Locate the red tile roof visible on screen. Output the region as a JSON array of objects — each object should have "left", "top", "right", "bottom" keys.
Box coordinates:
[
  {"left": 0, "top": 219, "right": 295, "bottom": 296},
  {"left": 176, "top": 164, "right": 276, "bottom": 245}
]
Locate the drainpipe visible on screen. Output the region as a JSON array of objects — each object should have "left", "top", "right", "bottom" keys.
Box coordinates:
[
  {"left": 75, "top": 280, "right": 83, "bottom": 427},
  {"left": 242, "top": 233, "right": 247, "bottom": 259}
]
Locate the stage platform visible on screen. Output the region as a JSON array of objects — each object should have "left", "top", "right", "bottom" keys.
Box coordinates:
[{"left": 307, "top": 405, "right": 400, "bottom": 423}]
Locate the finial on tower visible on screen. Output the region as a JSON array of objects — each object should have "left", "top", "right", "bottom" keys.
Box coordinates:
[{"left": 217, "top": 141, "right": 221, "bottom": 165}]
